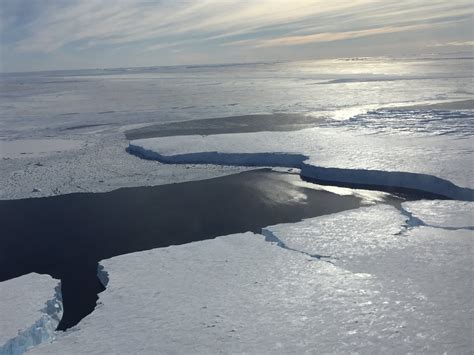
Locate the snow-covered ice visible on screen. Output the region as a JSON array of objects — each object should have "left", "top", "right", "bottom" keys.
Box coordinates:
[
  {"left": 0, "top": 131, "right": 248, "bottom": 200},
  {"left": 403, "top": 200, "right": 473, "bottom": 228},
  {"left": 129, "top": 127, "right": 474, "bottom": 200},
  {"left": 263, "top": 205, "right": 407, "bottom": 261},
  {"left": 0, "top": 139, "right": 83, "bottom": 159},
  {"left": 30, "top": 201, "right": 473, "bottom": 354},
  {"left": 0, "top": 273, "right": 62, "bottom": 355},
  {"left": 263, "top": 203, "right": 473, "bottom": 353}
]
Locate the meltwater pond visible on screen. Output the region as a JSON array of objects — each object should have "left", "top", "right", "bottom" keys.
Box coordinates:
[{"left": 1, "top": 169, "right": 371, "bottom": 330}]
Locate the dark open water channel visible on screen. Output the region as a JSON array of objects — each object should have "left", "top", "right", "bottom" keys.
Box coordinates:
[{"left": 1, "top": 169, "right": 380, "bottom": 330}]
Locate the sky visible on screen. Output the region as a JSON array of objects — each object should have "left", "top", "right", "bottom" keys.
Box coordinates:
[{"left": 1, "top": 0, "right": 473, "bottom": 72}]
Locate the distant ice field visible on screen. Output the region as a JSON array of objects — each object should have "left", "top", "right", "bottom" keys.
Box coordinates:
[
  {"left": 321, "top": 99, "right": 473, "bottom": 137},
  {"left": 1, "top": 57, "right": 472, "bottom": 200},
  {"left": 1, "top": 57, "right": 472, "bottom": 138}
]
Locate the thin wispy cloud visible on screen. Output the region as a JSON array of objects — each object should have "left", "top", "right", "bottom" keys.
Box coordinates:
[
  {"left": 228, "top": 24, "right": 435, "bottom": 48},
  {"left": 427, "top": 41, "right": 474, "bottom": 47},
  {"left": 1, "top": 0, "right": 472, "bottom": 71}
]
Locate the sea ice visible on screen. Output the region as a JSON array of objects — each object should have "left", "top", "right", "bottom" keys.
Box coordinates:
[
  {"left": 0, "top": 273, "right": 62, "bottom": 355},
  {"left": 129, "top": 127, "right": 474, "bottom": 200},
  {"left": 263, "top": 205, "right": 407, "bottom": 261},
  {"left": 402, "top": 200, "right": 473, "bottom": 228},
  {"left": 0, "top": 139, "right": 83, "bottom": 159},
  {"left": 29, "top": 202, "right": 473, "bottom": 353},
  {"left": 263, "top": 203, "right": 473, "bottom": 353},
  {"left": 0, "top": 132, "right": 248, "bottom": 200},
  {"left": 1, "top": 57, "right": 472, "bottom": 353},
  {"left": 2, "top": 58, "right": 472, "bottom": 200}
]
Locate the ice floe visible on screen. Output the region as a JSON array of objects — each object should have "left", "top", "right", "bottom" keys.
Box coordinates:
[
  {"left": 262, "top": 203, "right": 473, "bottom": 353},
  {"left": 30, "top": 202, "right": 473, "bottom": 353},
  {"left": 0, "top": 273, "right": 62, "bottom": 355},
  {"left": 129, "top": 127, "right": 474, "bottom": 200}
]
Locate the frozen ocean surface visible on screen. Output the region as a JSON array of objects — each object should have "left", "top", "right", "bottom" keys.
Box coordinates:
[
  {"left": 0, "top": 139, "right": 83, "bottom": 159},
  {"left": 403, "top": 200, "right": 474, "bottom": 229},
  {"left": 0, "top": 274, "right": 62, "bottom": 355},
  {"left": 1, "top": 57, "right": 473, "bottom": 199},
  {"left": 30, "top": 201, "right": 473, "bottom": 354},
  {"left": 1, "top": 57, "right": 473, "bottom": 353}
]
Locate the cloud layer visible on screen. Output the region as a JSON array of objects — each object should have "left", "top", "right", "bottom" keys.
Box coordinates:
[{"left": 1, "top": 0, "right": 473, "bottom": 71}]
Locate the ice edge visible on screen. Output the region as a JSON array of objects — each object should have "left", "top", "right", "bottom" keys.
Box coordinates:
[
  {"left": 127, "top": 143, "right": 474, "bottom": 201},
  {"left": 0, "top": 283, "right": 63, "bottom": 355}
]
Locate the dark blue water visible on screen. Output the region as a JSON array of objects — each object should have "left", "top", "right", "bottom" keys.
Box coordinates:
[{"left": 0, "top": 169, "right": 366, "bottom": 330}]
